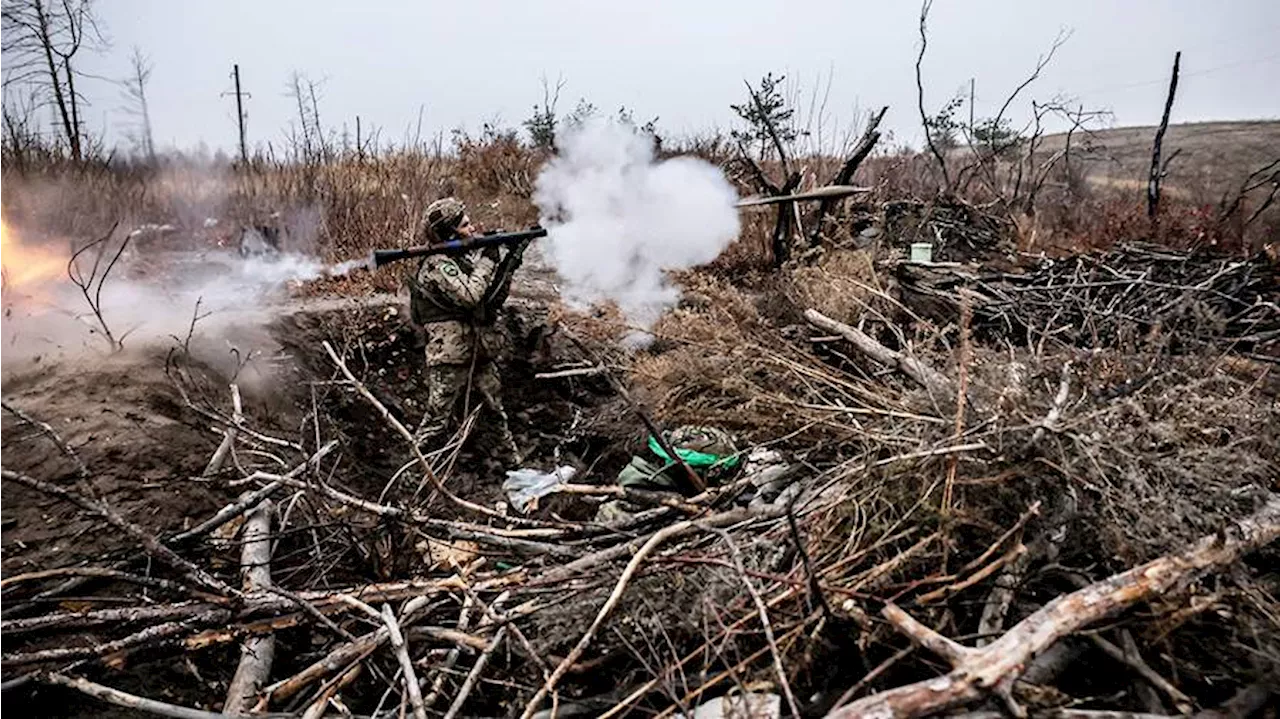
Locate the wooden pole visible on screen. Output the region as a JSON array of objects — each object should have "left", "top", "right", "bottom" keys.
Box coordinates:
[{"left": 234, "top": 64, "right": 248, "bottom": 164}]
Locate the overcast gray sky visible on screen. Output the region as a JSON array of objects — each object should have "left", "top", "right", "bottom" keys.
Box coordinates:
[{"left": 65, "top": 0, "right": 1280, "bottom": 155}]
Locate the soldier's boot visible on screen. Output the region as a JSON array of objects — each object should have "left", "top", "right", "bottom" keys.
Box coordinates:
[{"left": 413, "top": 417, "right": 448, "bottom": 452}]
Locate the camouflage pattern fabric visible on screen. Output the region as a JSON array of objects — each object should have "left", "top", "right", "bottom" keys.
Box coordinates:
[
  {"left": 594, "top": 425, "right": 741, "bottom": 525},
  {"left": 414, "top": 358, "right": 518, "bottom": 463},
  {"left": 424, "top": 197, "right": 466, "bottom": 240},
  {"left": 408, "top": 197, "right": 531, "bottom": 465}
]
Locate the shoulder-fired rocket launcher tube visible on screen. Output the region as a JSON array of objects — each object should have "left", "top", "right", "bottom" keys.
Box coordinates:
[
  {"left": 370, "top": 226, "right": 548, "bottom": 268},
  {"left": 734, "top": 184, "right": 872, "bottom": 208}
]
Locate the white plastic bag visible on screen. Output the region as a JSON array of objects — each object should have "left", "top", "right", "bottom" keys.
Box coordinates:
[{"left": 502, "top": 465, "right": 578, "bottom": 513}]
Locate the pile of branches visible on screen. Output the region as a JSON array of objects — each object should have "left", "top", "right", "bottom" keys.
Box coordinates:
[
  {"left": 897, "top": 242, "right": 1280, "bottom": 358},
  {"left": 881, "top": 198, "right": 1016, "bottom": 263},
  {"left": 3, "top": 251, "right": 1279, "bottom": 718}
]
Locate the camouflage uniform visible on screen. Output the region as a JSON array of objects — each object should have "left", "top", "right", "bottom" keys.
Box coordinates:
[
  {"left": 595, "top": 426, "right": 741, "bottom": 524},
  {"left": 407, "top": 198, "right": 530, "bottom": 463}
]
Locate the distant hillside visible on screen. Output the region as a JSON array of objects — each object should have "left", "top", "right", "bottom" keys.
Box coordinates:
[{"left": 1038, "top": 120, "right": 1280, "bottom": 201}]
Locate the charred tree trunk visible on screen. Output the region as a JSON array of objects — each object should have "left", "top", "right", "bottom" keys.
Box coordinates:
[
  {"left": 31, "top": 0, "right": 80, "bottom": 160},
  {"left": 809, "top": 106, "right": 888, "bottom": 245},
  {"left": 1147, "top": 51, "right": 1181, "bottom": 221}
]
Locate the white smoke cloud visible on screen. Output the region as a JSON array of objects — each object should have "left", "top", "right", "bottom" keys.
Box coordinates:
[{"left": 533, "top": 118, "right": 740, "bottom": 343}]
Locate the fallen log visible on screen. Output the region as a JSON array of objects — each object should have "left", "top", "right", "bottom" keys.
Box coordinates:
[
  {"left": 223, "top": 499, "right": 276, "bottom": 714},
  {"left": 828, "top": 494, "right": 1280, "bottom": 718},
  {"left": 804, "top": 308, "right": 952, "bottom": 397}
]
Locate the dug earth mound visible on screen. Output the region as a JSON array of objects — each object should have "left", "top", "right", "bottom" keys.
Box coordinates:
[
  {"left": 3, "top": 236, "right": 1279, "bottom": 718},
  {"left": 2, "top": 293, "right": 631, "bottom": 565}
]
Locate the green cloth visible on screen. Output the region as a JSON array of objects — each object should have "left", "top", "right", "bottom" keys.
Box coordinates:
[
  {"left": 646, "top": 435, "right": 741, "bottom": 470},
  {"left": 615, "top": 434, "right": 740, "bottom": 493}
]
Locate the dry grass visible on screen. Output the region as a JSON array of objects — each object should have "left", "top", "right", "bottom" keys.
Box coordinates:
[{"left": 3, "top": 121, "right": 1279, "bottom": 716}]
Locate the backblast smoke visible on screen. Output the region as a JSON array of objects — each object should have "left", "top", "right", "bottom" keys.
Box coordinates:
[{"left": 532, "top": 118, "right": 741, "bottom": 344}]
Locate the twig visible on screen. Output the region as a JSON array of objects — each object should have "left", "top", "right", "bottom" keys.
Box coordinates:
[
  {"left": 171, "top": 441, "right": 337, "bottom": 544},
  {"left": 943, "top": 293, "right": 973, "bottom": 514},
  {"left": 1029, "top": 361, "right": 1072, "bottom": 446},
  {"left": 262, "top": 585, "right": 357, "bottom": 641},
  {"left": 443, "top": 626, "right": 507, "bottom": 719},
  {"left": 915, "top": 0, "right": 951, "bottom": 191},
  {"left": 519, "top": 509, "right": 775, "bottom": 719},
  {"left": 1, "top": 469, "right": 236, "bottom": 597},
  {"left": 423, "top": 593, "right": 477, "bottom": 709},
  {"left": 712, "top": 528, "right": 802, "bottom": 719},
  {"left": 45, "top": 673, "right": 291, "bottom": 719},
  {"left": 0, "top": 567, "right": 213, "bottom": 599},
  {"left": 202, "top": 383, "right": 243, "bottom": 477},
  {"left": 535, "top": 365, "right": 605, "bottom": 379},
  {"left": 260, "top": 595, "right": 431, "bottom": 706},
  {"left": 5, "top": 609, "right": 232, "bottom": 667},
  {"left": 786, "top": 500, "right": 832, "bottom": 620},
  {"left": 916, "top": 542, "right": 1026, "bottom": 604},
  {"left": 828, "top": 645, "right": 916, "bottom": 711},
  {"left": 828, "top": 495, "right": 1280, "bottom": 718},
  {"left": 300, "top": 663, "right": 361, "bottom": 719},
  {"left": 1088, "top": 632, "right": 1194, "bottom": 714},
  {"left": 382, "top": 603, "right": 427, "bottom": 719},
  {"left": 538, "top": 505, "right": 784, "bottom": 585}
]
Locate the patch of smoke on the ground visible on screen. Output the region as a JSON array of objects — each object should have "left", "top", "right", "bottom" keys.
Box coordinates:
[{"left": 532, "top": 117, "right": 741, "bottom": 346}]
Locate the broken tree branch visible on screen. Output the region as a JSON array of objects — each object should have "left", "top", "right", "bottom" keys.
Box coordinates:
[
  {"left": 381, "top": 603, "right": 427, "bottom": 719},
  {"left": 224, "top": 499, "right": 276, "bottom": 715},
  {"left": 829, "top": 494, "right": 1280, "bottom": 718},
  {"left": 171, "top": 441, "right": 337, "bottom": 544},
  {"left": 45, "top": 672, "right": 291, "bottom": 719},
  {"left": 1147, "top": 51, "right": 1181, "bottom": 220},
  {"left": 809, "top": 105, "right": 888, "bottom": 245},
  {"left": 202, "top": 383, "right": 243, "bottom": 477},
  {"left": 1, "top": 469, "right": 236, "bottom": 597},
  {"left": 804, "top": 308, "right": 952, "bottom": 396}
]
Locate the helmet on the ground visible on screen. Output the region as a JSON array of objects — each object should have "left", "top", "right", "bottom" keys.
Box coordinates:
[{"left": 425, "top": 197, "right": 466, "bottom": 240}]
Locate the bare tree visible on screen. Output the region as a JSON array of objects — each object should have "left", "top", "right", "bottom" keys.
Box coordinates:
[
  {"left": 119, "top": 45, "right": 154, "bottom": 163},
  {"left": 1, "top": 0, "right": 106, "bottom": 161},
  {"left": 284, "top": 71, "right": 332, "bottom": 164},
  {"left": 1, "top": 87, "right": 44, "bottom": 168},
  {"left": 915, "top": 0, "right": 951, "bottom": 192}
]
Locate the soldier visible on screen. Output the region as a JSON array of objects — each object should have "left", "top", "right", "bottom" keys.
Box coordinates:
[
  {"left": 595, "top": 425, "right": 742, "bottom": 523},
  {"left": 407, "top": 197, "right": 531, "bottom": 464}
]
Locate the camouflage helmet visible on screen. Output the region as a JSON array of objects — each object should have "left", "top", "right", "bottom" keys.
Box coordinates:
[
  {"left": 424, "top": 197, "right": 466, "bottom": 240},
  {"left": 648, "top": 425, "right": 740, "bottom": 471}
]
